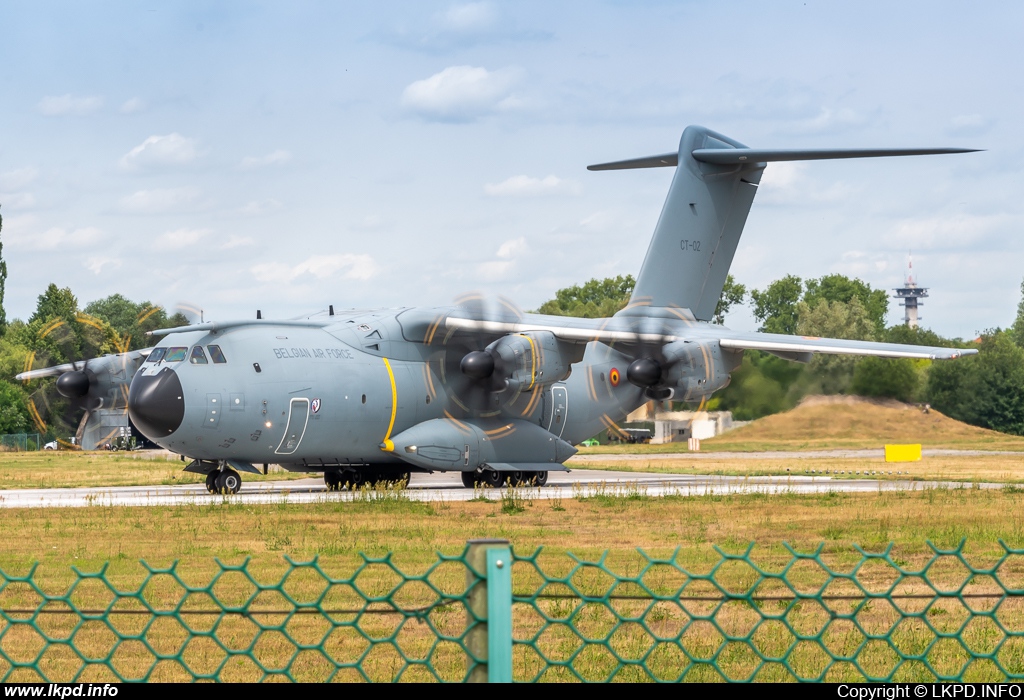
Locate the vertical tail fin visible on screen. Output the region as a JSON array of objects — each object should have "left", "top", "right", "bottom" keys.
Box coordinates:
[
  {"left": 589, "top": 125, "right": 978, "bottom": 321},
  {"left": 590, "top": 125, "right": 763, "bottom": 321}
]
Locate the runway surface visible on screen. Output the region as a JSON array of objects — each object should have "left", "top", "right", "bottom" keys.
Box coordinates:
[
  {"left": 571, "top": 448, "right": 1024, "bottom": 461},
  {"left": 0, "top": 467, "right": 1004, "bottom": 509}
]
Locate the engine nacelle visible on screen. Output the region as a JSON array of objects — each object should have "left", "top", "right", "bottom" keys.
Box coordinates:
[
  {"left": 661, "top": 340, "right": 742, "bottom": 401},
  {"left": 485, "top": 331, "right": 582, "bottom": 394}
]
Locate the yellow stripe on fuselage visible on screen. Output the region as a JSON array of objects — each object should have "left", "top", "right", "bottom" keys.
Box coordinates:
[{"left": 382, "top": 357, "right": 398, "bottom": 442}]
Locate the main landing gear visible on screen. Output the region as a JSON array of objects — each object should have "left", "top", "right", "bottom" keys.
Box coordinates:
[
  {"left": 324, "top": 467, "right": 412, "bottom": 491},
  {"left": 462, "top": 470, "right": 548, "bottom": 488},
  {"left": 205, "top": 468, "right": 242, "bottom": 494}
]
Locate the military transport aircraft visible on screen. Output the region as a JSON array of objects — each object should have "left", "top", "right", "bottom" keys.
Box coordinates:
[{"left": 17, "top": 126, "right": 980, "bottom": 493}]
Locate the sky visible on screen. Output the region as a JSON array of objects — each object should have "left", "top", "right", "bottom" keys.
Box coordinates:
[{"left": 1, "top": 1, "right": 1021, "bottom": 340}]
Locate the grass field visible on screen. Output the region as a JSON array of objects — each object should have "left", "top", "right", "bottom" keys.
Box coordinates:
[
  {"left": 3, "top": 396, "right": 1024, "bottom": 681},
  {"left": 573, "top": 452, "right": 1024, "bottom": 484},
  {"left": 3, "top": 486, "right": 1024, "bottom": 681},
  {"left": 586, "top": 397, "right": 1024, "bottom": 453},
  {"left": 0, "top": 451, "right": 311, "bottom": 489}
]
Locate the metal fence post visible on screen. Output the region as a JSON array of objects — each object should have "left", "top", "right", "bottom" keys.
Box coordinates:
[{"left": 465, "top": 538, "right": 512, "bottom": 683}]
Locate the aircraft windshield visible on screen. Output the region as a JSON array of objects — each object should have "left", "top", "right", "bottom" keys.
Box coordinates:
[
  {"left": 190, "top": 346, "right": 209, "bottom": 364},
  {"left": 208, "top": 345, "right": 227, "bottom": 364},
  {"left": 146, "top": 348, "right": 166, "bottom": 363},
  {"left": 164, "top": 347, "right": 188, "bottom": 362}
]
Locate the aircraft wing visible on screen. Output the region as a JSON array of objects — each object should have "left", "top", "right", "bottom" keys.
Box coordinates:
[
  {"left": 715, "top": 331, "right": 977, "bottom": 361},
  {"left": 444, "top": 317, "right": 977, "bottom": 361}
]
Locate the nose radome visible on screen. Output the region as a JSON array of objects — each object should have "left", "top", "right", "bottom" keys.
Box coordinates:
[{"left": 128, "top": 367, "right": 185, "bottom": 439}]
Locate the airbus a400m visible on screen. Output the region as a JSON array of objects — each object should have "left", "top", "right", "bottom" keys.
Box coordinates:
[{"left": 19, "top": 126, "right": 979, "bottom": 493}]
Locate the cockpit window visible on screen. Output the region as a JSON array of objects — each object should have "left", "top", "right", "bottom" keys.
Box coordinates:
[
  {"left": 146, "top": 348, "right": 167, "bottom": 363},
  {"left": 208, "top": 345, "right": 227, "bottom": 364},
  {"left": 190, "top": 346, "right": 209, "bottom": 364},
  {"left": 164, "top": 347, "right": 188, "bottom": 362}
]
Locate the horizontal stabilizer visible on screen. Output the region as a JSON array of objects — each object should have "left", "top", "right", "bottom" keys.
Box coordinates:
[
  {"left": 588, "top": 153, "right": 678, "bottom": 171},
  {"left": 691, "top": 147, "right": 981, "bottom": 165},
  {"left": 588, "top": 147, "right": 980, "bottom": 170}
]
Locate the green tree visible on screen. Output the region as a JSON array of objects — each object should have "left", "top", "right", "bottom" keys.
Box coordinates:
[
  {"left": 803, "top": 274, "right": 889, "bottom": 334},
  {"left": 850, "top": 357, "right": 921, "bottom": 403},
  {"left": 29, "top": 284, "right": 79, "bottom": 325},
  {"left": 927, "top": 330, "right": 1024, "bottom": 435},
  {"left": 84, "top": 294, "right": 182, "bottom": 351},
  {"left": 750, "top": 275, "right": 802, "bottom": 335},
  {"left": 537, "top": 275, "right": 636, "bottom": 318},
  {"left": 1013, "top": 278, "right": 1024, "bottom": 349},
  {"left": 0, "top": 204, "right": 7, "bottom": 335},
  {"left": 796, "top": 297, "right": 875, "bottom": 394},
  {"left": 713, "top": 274, "right": 746, "bottom": 325},
  {"left": 0, "top": 380, "right": 30, "bottom": 434}
]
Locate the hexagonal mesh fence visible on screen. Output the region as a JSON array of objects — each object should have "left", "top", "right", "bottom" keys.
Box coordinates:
[{"left": 4, "top": 539, "right": 1024, "bottom": 682}]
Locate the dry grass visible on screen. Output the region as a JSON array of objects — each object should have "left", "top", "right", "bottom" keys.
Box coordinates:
[
  {"left": 0, "top": 451, "right": 309, "bottom": 489},
  {"left": 584, "top": 396, "right": 1024, "bottom": 453},
  {"left": 3, "top": 487, "right": 1024, "bottom": 681},
  {"left": 573, "top": 452, "right": 1024, "bottom": 484}
]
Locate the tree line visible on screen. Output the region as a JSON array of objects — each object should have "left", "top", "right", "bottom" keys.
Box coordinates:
[{"left": 536, "top": 272, "right": 1024, "bottom": 435}]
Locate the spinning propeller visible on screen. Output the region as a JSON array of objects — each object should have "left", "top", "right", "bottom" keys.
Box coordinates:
[{"left": 427, "top": 294, "right": 528, "bottom": 418}]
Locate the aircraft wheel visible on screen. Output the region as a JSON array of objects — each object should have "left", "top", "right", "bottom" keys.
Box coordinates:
[
  {"left": 460, "top": 471, "right": 477, "bottom": 488},
  {"left": 324, "top": 471, "right": 344, "bottom": 491},
  {"left": 397, "top": 471, "right": 411, "bottom": 487},
  {"left": 205, "top": 471, "right": 218, "bottom": 493},
  {"left": 511, "top": 471, "right": 527, "bottom": 486},
  {"left": 482, "top": 470, "right": 504, "bottom": 488},
  {"left": 215, "top": 469, "right": 242, "bottom": 494},
  {"left": 532, "top": 471, "right": 549, "bottom": 487}
]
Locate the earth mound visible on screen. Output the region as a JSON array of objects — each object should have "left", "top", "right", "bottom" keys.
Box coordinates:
[{"left": 707, "top": 395, "right": 1024, "bottom": 450}]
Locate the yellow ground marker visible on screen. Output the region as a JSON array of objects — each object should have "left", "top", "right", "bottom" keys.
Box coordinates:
[{"left": 884, "top": 444, "right": 922, "bottom": 462}]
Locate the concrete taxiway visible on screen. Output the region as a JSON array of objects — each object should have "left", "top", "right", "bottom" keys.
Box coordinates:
[{"left": 0, "top": 468, "right": 1002, "bottom": 510}]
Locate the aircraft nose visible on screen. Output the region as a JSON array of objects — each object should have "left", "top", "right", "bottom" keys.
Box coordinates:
[{"left": 128, "top": 367, "right": 185, "bottom": 439}]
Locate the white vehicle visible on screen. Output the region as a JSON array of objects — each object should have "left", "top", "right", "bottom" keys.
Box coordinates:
[{"left": 42, "top": 437, "right": 77, "bottom": 450}]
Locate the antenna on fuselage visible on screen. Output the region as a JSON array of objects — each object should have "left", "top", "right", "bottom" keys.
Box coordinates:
[
  {"left": 256, "top": 310, "right": 262, "bottom": 320},
  {"left": 329, "top": 305, "right": 334, "bottom": 316}
]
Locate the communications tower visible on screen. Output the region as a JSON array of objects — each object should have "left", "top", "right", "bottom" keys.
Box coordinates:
[{"left": 893, "top": 254, "right": 928, "bottom": 328}]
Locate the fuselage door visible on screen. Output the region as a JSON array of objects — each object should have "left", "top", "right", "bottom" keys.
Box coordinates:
[
  {"left": 547, "top": 385, "right": 568, "bottom": 439},
  {"left": 275, "top": 398, "right": 311, "bottom": 455}
]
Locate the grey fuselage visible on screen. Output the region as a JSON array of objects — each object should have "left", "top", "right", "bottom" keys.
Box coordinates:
[{"left": 132, "top": 307, "right": 667, "bottom": 471}]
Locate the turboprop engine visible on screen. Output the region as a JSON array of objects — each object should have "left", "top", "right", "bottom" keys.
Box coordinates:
[
  {"left": 626, "top": 340, "right": 740, "bottom": 401},
  {"left": 460, "top": 331, "right": 582, "bottom": 395}
]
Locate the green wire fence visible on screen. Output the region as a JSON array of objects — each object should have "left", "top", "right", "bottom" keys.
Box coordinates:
[{"left": 3, "top": 539, "right": 1024, "bottom": 682}]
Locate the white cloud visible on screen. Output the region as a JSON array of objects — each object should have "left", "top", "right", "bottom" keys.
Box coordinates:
[
  {"left": 484, "top": 174, "right": 580, "bottom": 197},
  {"left": 120, "top": 133, "right": 201, "bottom": 170},
  {"left": 889, "top": 213, "right": 1010, "bottom": 250},
  {"left": 401, "top": 65, "right": 522, "bottom": 121},
  {"left": 220, "top": 235, "right": 254, "bottom": 250},
  {"left": 496, "top": 237, "right": 526, "bottom": 259},
  {"left": 86, "top": 256, "right": 122, "bottom": 274},
  {"left": 153, "top": 228, "right": 210, "bottom": 251},
  {"left": 0, "top": 168, "right": 39, "bottom": 190},
  {"left": 477, "top": 237, "right": 527, "bottom": 280},
  {"left": 442, "top": 2, "right": 497, "bottom": 32},
  {"left": 239, "top": 150, "right": 292, "bottom": 169},
  {"left": 10, "top": 226, "right": 105, "bottom": 251},
  {"left": 251, "top": 254, "right": 380, "bottom": 283},
  {"left": 239, "top": 199, "right": 282, "bottom": 216},
  {"left": 37, "top": 94, "right": 103, "bottom": 116},
  {"left": 788, "top": 107, "right": 867, "bottom": 135},
  {"left": 758, "top": 162, "right": 858, "bottom": 206},
  {"left": 948, "top": 114, "right": 993, "bottom": 136},
  {"left": 0, "top": 193, "right": 37, "bottom": 210},
  {"left": 120, "top": 97, "right": 146, "bottom": 114},
  {"left": 119, "top": 187, "right": 202, "bottom": 214}
]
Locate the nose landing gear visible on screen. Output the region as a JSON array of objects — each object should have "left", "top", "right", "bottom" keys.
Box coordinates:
[{"left": 205, "top": 467, "right": 242, "bottom": 494}]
